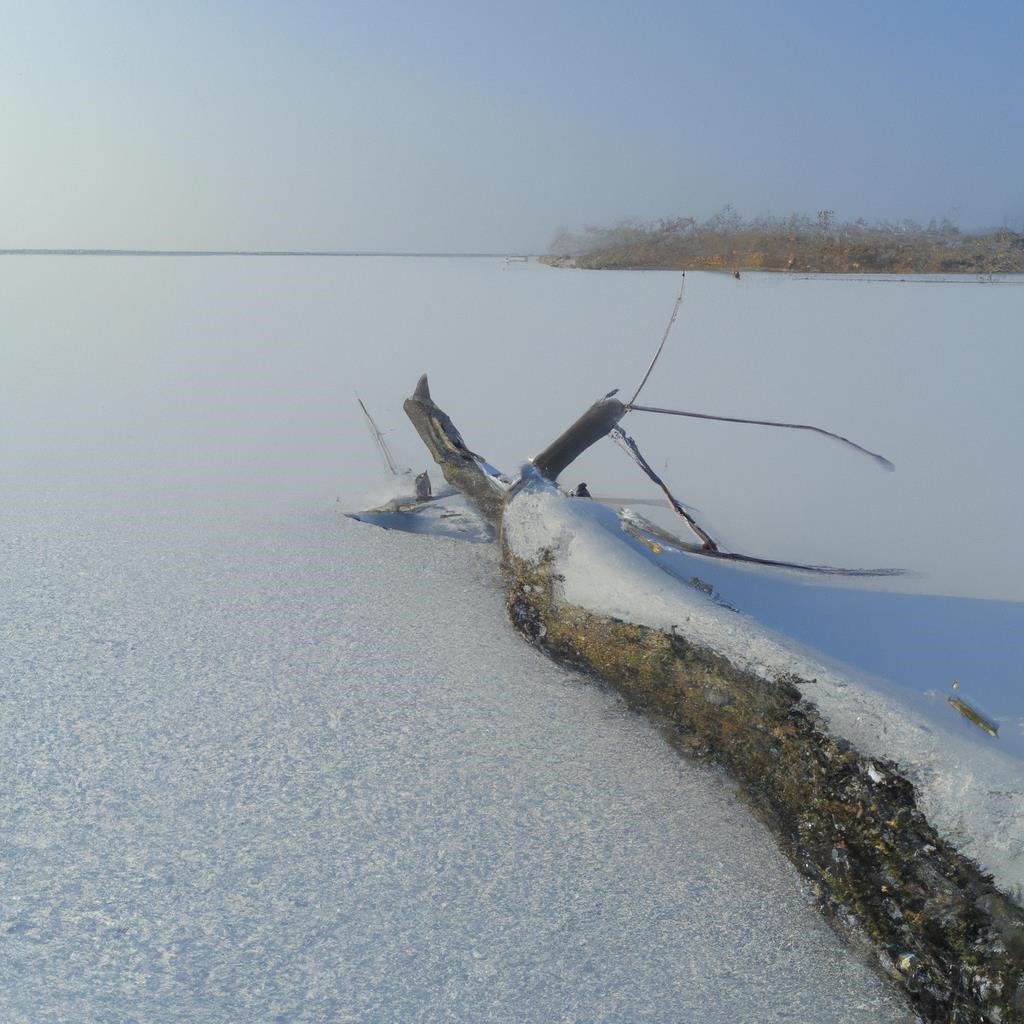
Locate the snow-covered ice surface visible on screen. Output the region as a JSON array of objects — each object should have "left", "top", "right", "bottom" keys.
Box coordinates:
[
  {"left": 503, "top": 478, "right": 1024, "bottom": 894},
  {"left": 3, "top": 254, "right": 1022, "bottom": 1019},
  {"left": 1, "top": 507, "right": 915, "bottom": 1023}
]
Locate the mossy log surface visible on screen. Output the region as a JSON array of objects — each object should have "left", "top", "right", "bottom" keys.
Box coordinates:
[
  {"left": 402, "top": 376, "right": 1024, "bottom": 1023},
  {"left": 504, "top": 552, "right": 1024, "bottom": 1024}
]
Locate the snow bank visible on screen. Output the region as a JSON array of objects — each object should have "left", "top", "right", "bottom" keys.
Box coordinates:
[{"left": 503, "top": 475, "right": 1024, "bottom": 894}]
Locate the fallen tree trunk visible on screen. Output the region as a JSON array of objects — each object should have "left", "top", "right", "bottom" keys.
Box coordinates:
[{"left": 403, "top": 376, "right": 1024, "bottom": 1024}]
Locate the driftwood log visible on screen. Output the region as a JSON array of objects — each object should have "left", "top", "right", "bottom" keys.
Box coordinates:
[
  {"left": 403, "top": 374, "right": 505, "bottom": 526},
  {"left": 404, "top": 375, "right": 1024, "bottom": 1024}
]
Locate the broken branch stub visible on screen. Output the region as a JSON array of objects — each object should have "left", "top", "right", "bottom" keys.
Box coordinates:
[
  {"left": 530, "top": 396, "right": 627, "bottom": 481},
  {"left": 403, "top": 374, "right": 504, "bottom": 525}
]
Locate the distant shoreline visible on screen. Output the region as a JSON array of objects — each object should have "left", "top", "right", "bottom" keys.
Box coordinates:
[
  {"left": 540, "top": 253, "right": 1024, "bottom": 275},
  {"left": 539, "top": 257, "right": 1024, "bottom": 281},
  {"left": 545, "top": 214, "right": 1024, "bottom": 275}
]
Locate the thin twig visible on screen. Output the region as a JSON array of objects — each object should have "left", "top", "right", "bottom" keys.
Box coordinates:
[
  {"left": 627, "top": 272, "right": 685, "bottom": 407},
  {"left": 610, "top": 426, "right": 719, "bottom": 550},
  {"left": 626, "top": 404, "right": 895, "bottom": 471},
  {"left": 357, "top": 394, "right": 402, "bottom": 475}
]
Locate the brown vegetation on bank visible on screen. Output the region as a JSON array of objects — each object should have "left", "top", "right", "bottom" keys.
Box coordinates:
[{"left": 545, "top": 208, "right": 1024, "bottom": 274}]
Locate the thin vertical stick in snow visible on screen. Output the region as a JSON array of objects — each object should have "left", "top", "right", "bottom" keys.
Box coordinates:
[{"left": 357, "top": 395, "right": 402, "bottom": 476}]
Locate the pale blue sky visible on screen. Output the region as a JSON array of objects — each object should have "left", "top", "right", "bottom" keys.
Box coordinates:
[{"left": 2, "top": 0, "right": 1021, "bottom": 250}]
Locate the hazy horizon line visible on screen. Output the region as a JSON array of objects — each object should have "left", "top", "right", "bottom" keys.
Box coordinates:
[{"left": 0, "top": 248, "right": 537, "bottom": 258}]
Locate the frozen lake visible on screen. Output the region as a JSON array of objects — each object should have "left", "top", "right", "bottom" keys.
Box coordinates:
[
  {"left": 2, "top": 255, "right": 1021, "bottom": 1019},
  {"left": 1, "top": 505, "right": 914, "bottom": 1022}
]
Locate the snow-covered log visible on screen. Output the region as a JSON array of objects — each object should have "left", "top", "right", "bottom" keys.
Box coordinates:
[{"left": 403, "top": 378, "right": 1024, "bottom": 1024}]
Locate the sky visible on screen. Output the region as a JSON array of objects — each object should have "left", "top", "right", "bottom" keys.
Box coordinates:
[{"left": 2, "top": 0, "right": 1022, "bottom": 252}]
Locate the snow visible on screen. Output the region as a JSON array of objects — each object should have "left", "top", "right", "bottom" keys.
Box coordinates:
[
  {"left": 0, "top": 506, "right": 913, "bottom": 1022},
  {"left": 502, "top": 474, "right": 1024, "bottom": 893},
  {"left": 3, "top": 253, "right": 1021, "bottom": 1020}
]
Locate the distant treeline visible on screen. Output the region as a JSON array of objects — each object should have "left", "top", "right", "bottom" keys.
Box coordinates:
[{"left": 544, "top": 208, "right": 1024, "bottom": 274}]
